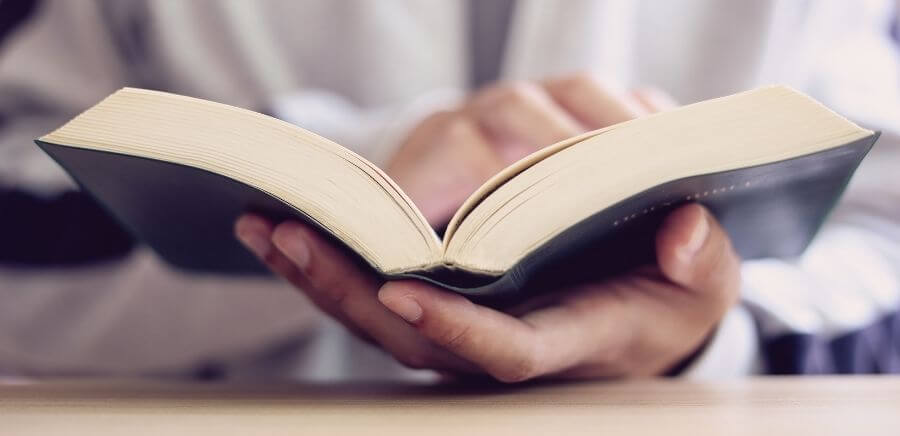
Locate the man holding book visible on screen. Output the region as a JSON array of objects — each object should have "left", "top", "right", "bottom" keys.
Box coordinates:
[{"left": 1, "top": 0, "right": 898, "bottom": 379}]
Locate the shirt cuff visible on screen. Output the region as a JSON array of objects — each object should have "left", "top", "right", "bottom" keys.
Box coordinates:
[
  {"left": 270, "top": 88, "right": 464, "bottom": 168},
  {"left": 364, "top": 88, "right": 464, "bottom": 168},
  {"left": 679, "top": 304, "right": 762, "bottom": 379}
]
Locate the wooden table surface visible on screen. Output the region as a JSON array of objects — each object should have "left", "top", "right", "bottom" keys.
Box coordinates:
[{"left": 2, "top": 376, "right": 899, "bottom": 435}]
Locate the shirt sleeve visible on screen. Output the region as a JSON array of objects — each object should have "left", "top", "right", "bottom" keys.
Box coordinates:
[
  {"left": 740, "top": 149, "right": 900, "bottom": 374},
  {"left": 0, "top": 2, "right": 319, "bottom": 377},
  {"left": 685, "top": 0, "right": 900, "bottom": 377},
  {"left": 0, "top": 1, "right": 139, "bottom": 193},
  {"left": 682, "top": 133, "right": 900, "bottom": 377},
  {"left": 738, "top": 0, "right": 900, "bottom": 374},
  {"left": 269, "top": 87, "right": 463, "bottom": 167}
]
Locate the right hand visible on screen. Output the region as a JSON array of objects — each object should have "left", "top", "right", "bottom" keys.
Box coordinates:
[
  {"left": 235, "top": 202, "right": 740, "bottom": 382},
  {"left": 385, "top": 74, "right": 676, "bottom": 226}
]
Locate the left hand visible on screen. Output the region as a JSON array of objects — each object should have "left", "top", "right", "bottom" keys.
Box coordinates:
[
  {"left": 235, "top": 202, "right": 741, "bottom": 382},
  {"left": 384, "top": 75, "right": 675, "bottom": 226}
]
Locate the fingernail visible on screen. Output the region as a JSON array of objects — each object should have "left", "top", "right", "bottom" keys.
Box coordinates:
[
  {"left": 275, "top": 228, "right": 311, "bottom": 269},
  {"left": 237, "top": 231, "right": 269, "bottom": 258},
  {"left": 381, "top": 295, "right": 423, "bottom": 323},
  {"left": 678, "top": 212, "right": 709, "bottom": 262}
]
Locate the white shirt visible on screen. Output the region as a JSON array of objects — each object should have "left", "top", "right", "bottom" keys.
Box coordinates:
[{"left": 0, "top": 0, "right": 898, "bottom": 379}]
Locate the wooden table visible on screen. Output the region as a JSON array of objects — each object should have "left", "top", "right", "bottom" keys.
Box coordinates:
[{"left": 2, "top": 376, "right": 899, "bottom": 435}]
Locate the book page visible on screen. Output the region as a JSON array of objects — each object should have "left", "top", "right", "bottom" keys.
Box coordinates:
[{"left": 442, "top": 128, "right": 612, "bottom": 248}]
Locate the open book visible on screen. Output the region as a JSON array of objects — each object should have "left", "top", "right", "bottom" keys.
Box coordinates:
[{"left": 36, "top": 86, "right": 878, "bottom": 303}]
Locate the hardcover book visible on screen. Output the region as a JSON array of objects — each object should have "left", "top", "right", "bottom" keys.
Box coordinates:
[{"left": 36, "top": 86, "right": 878, "bottom": 304}]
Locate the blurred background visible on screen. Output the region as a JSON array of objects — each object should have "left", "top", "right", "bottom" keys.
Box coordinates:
[{"left": 0, "top": 0, "right": 898, "bottom": 380}]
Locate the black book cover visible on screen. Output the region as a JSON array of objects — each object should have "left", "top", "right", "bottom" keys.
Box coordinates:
[{"left": 36, "top": 133, "right": 878, "bottom": 306}]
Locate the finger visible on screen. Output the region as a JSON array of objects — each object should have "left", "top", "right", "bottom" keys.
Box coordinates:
[
  {"left": 379, "top": 281, "right": 552, "bottom": 382},
  {"left": 466, "top": 81, "right": 584, "bottom": 157},
  {"left": 388, "top": 111, "right": 504, "bottom": 180},
  {"left": 655, "top": 204, "right": 741, "bottom": 303},
  {"left": 631, "top": 86, "right": 678, "bottom": 113},
  {"left": 271, "top": 221, "right": 478, "bottom": 372},
  {"left": 236, "top": 215, "right": 378, "bottom": 341},
  {"left": 402, "top": 114, "right": 506, "bottom": 224},
  {"left": 543, "top": 74, "right": 646, "bottom": 128},
  {"left": 271, "top": 221, "right": 381, "bottom": 303},
  {"left": 518, "top": 286, "right": 637, "bottom": 378},
  {"left": 235, "top": 214, "right": 313, "bottom": 290}
]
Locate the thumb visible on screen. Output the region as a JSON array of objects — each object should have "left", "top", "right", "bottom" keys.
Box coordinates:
[{"left": 655, "top": 203, "right": 741, "bottom": 298}]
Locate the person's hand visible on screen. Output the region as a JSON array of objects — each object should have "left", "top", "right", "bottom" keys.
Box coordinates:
[
  {"left": 235, "top": 203, "right": 740, "bottom": 381},
  {"left": 386, "top": 74, "right": 676, "bottom": 226}
]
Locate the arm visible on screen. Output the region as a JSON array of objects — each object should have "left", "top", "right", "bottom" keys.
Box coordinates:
[
  {"left": 237, "top": 74, "right": 742, "bottom": 381},
  {"left": 0, "top": 1, "right": 321, "bottom": 377},
  {"left": 0, "top": 1, "right": 136, "bottom": 265},
  {"left": 744, "top": 0, "right": 900, "bottom": 374},
  {"left": 740, "top": 130, "right": 900, "bottom": 374},
  {"left": 238, "top": 202, "right": 740, "bottom": 381},
  {"left": 684, "top": 0, "right": 900, "bottom": 376},
  {"left": 270, "top": 88, "right": 464, "bottom": 168}
]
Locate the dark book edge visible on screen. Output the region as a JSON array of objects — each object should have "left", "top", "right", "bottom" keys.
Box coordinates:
[
  {"left": 37, "top": 133, "right": 877, "bottom": 306},
  {"left": 35, "top": 139, "right": 372, "bottom": 276},
  {"left": 423, "top": 133, "right": 879, "bottom": 306}
]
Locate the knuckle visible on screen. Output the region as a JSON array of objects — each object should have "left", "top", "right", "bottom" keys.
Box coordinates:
[
  {"left": 558, "top": 72, "right": 613, "bottom": 96},
  {"left": 428, "top": 297, "right": 480, "bottom": 351},
  {"left": 443, "top": 114, "right": 477, "bottom": 140},
  {"left": 493, "top": 354, "right": 540, "bottom": 383},
  {"left": 261, "top": 249, "right": 283, "bottom": 268},
  {"left": 713, "top": 229, "right": 739, "bottom": 267},
  {"left": 330, "top": 286, "right": 354, "bottom": 313},
  {"left": 696, "top": 241, "right": 741, "bottom": 311},
  {"left": 719, "top": 252, "right": 743, "bottom": 307},
  {"left": 569, "top": 71, "right": 599, "bottom": 85},
  {"left": 558, "top": 72, "right": 594, "bottom": 90},
  {"left": 397, "top": 351, "right": 433, "bottom": 370},
  {"left": 307, "top": 264, "right": 341, "bottom": 296},
  {"left": 300, "top": 262, "right": 355, "bottom": 310},
  {"left": 592, "top": 333, "right": 630, "bottom": 370},
  {"left": 496, "top": 81, "right": 539, "bottom": 106},
  {"left": 437, "top": 323, "right": 474, "bottom": 351},
  {"left": 492, "top": 337, "right": 545, "bottom": 383}
]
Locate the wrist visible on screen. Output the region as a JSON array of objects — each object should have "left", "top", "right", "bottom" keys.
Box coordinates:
[{"left": 676, "top": 304, "right": 762, "bottom": 379}]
